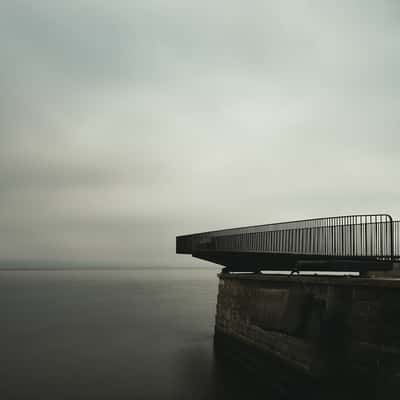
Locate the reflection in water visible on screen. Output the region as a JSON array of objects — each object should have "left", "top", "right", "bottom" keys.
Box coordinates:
[{"left": 0, "top": 268, "right": 337, "bottom": 399}]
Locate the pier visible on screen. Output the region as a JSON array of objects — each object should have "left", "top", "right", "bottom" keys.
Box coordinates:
[{"left": 177, "top": 214, "right": 400, "bottom": 396}]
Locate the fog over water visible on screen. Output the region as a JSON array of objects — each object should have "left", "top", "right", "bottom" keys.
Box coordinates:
[
  {"left": 0, "top": 269, "right": 225, "bottom": 400},
  {"left": 1, "top": 0, "right": 400, "bottom": 268}
]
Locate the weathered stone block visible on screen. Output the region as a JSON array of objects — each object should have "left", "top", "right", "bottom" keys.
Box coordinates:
[{"left": 215, "top": 273, "right": 400, "bottom": 388}]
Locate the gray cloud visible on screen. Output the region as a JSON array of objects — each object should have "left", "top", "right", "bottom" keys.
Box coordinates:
[{"left": 0, "top": 0, "right": 399, "bottom": 266}]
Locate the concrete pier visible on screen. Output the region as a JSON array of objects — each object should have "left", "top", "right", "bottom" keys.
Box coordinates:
[
  {"left": 177, "top": 214, "right": 400, "bottom": 396},
  {"left": 214, "top": 273, "right": 400, "bottom": 397}
]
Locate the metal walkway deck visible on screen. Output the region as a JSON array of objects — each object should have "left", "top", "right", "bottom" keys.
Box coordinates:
[{"left": 176, "top": 214, "right": 400, "bottom": 272}]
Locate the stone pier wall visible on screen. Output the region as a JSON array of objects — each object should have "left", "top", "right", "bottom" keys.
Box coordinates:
[{"left": 214, "top": 273, "right": 400, "bottom": 391}]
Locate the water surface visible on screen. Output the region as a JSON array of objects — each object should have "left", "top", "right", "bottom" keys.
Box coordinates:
[{"left": 0, "top": 268, "right": 263, "bottom": 400}]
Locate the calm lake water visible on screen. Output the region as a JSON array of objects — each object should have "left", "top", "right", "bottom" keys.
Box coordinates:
[{"left": 0, "top": 268, "right": 276, "bottom": 400}]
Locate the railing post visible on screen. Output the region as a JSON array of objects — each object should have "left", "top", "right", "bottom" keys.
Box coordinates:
[{"left": 389, "top": 214, "right": 394, "bottom": 262}]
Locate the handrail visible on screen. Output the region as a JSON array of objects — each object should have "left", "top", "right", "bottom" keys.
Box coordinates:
[{"left": 177, "top": 214, "right": 400, "bottom": 261}]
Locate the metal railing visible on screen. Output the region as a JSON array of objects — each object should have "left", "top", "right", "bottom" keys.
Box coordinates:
[
  {"left": 394, "top": 220, "right": 400, "bottom": 259},
  {"left": 177, "top": 214, "right": 400, "bottom": 261}
]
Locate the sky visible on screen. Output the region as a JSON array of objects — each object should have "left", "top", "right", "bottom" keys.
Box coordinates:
[{"left": 0, "top": 0, "right": 399, "bottom": 267}]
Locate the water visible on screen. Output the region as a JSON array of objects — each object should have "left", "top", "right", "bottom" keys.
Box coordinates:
[{"left": 0, "top": 268, "right": 263, "bottom": 400}]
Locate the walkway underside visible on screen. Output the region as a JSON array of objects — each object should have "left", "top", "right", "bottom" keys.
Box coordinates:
[{"left": 193, "top": 251, "right": 395, "bottom": 273}]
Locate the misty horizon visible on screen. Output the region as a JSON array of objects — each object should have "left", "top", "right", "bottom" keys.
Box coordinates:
[{"left": 1, "top": 0, "right": 400, "bottom": 268}]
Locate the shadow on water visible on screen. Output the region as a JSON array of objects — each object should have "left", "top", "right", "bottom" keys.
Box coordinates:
[{"left": 172, "top": 340, "right": 292, "bottom": 400}]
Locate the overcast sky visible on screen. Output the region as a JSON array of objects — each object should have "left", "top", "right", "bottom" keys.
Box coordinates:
[{"left": 0, "top": 0, "right": 399, "bottom": 267}]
